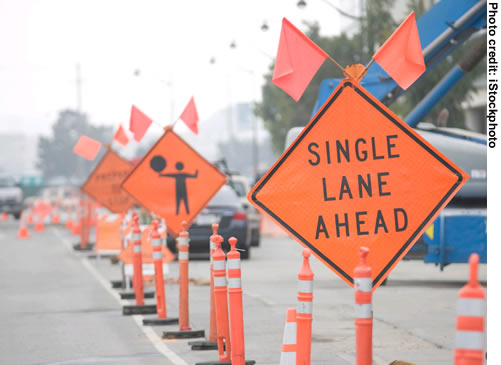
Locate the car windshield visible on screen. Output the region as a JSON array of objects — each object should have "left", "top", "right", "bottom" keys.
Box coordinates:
[
  {"left": 209, "top": 186, "right": 241, "bottom": 208},
  {"left": 230, "top": 181, "right": 247, "bottom": 198},
  {"left": 0, "top": 176, "right": 16, "bottom": 188}
]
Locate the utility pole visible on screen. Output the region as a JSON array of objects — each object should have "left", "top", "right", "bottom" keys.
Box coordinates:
[{"left": 76, "top": 63, "right": 82, "bottom": 113}]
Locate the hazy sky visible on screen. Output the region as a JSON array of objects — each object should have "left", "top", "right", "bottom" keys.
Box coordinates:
[{"left": 0, "top": 0, "right": 358, "bottom": 137}]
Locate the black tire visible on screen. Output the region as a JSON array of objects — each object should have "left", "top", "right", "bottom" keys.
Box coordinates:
[
  {"left": 240, "top": 246, "right": 250, "bottom": 260},
  {"left": 250, "top": 229, "right": 261, "bottom": 247},
  {"left": 13, "top": 212, "right": 21, "bottom": 220}
]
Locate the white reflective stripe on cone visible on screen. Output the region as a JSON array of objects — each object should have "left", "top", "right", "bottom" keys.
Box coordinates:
[
  {"left": 210, "top": 241, "right": 216, "bottom": 250},
  {"left": 355, "top": 303, "right": 372, "bottom": 319},
  {"left": 297, "top": 301, "right": 312, "bottom": 314},
  {"left": 153, "top": 251, "right": 163, "bottom": 260},
  {"left": 132, "top": 233, "right": 141, "bottom": 241},
  {"left": 152, "top": 238, "right": 161, "bottom": 247},
  {"left": 298, "top": 279, "right": 313, "bottom": 293},
  {"left": 213, "top": 260, "right": 226, "bottom": 271},
  {"left": 178, "top": 251, "right": 189, "bottom": 260},
  {"left": 282, "top": 322, "right": 296, "bottom": 345},
  {"left": 228, "top": 277, "right": 241, "bottom": 288},
  {"left": 227, "top": 258, "right": 240, "bottom": 269},
  {"left": 354, "top": 277, "right": 372, "bottom": 292},
  {"left": 280, "top": 351, "right": 296, "bottom": 365},
  {"left": 214, "top": 276, "right": 227, "bottom": 287},
  {"left": 178, "top": 237, "right": 189, "bottom": 246},
  {"left": 456, "top": 330, "right": 484, "bottom": 350},
  {"left": 457, "top": 298, "right": 486, "bottom": 317},
  {"left": 133, "top": 245, "right": 142, "bottom": 253}
]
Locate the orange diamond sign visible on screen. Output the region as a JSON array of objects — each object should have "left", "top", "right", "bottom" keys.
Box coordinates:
[
  {"left": 121, "top": 128, "right": 227, "bottom": 236},
  {"left": 248, "top": 80, "right": 468, "bottom": 290},
  {"left": 81, "top": 150, "right": 135, "bottom": 213}
]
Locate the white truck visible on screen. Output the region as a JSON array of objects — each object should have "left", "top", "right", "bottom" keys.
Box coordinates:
[{"left": 0, "top": 175, "right": 24, "bottom": 219}]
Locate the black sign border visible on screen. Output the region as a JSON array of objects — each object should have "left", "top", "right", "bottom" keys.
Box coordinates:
[{"left": 250, "top": 81, "right": 464, "bottom": 287}]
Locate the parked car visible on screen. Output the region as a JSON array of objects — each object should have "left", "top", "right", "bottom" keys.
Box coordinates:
[
  {"left": 228, "top": 175, "right": 261, "bottom": 247},
  {"left": 0, "top": 175, "right": 24, "bottom": 219},
  {"left": 166, "top": 185, "right": 252, "bottom": 259}
]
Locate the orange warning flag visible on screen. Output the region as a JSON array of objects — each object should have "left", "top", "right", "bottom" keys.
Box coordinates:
[
  {"left": 272, "top": 17, "right": 328, "bottom": 102},
  {"left": 113, "top": 125, "right": 129, "bottom": 147},
  {"left": 179, "top": 97, "right": 199, "bottom": 135},
  {"left": 129, "top": 105, "right": 152, "bottom": 142},
  {"left": 373, "top": 11, "right": 425, "bottom": 90},
  {"left": 73, "top": 135, "right": 102, "bottom": 161}
]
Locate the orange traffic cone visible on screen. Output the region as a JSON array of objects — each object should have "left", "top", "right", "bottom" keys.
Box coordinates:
[
  {"left": 17, "top": 220, "right": 29, "bottom": 239},
  {"left": 52, "top": 211, "right": 60, "bottom": 224},
  {"left": 34, "top": 219, "right": 44, "bottom": 232},
  {"left": 1, "top": 212, "right": 8, "bottom": 221}
]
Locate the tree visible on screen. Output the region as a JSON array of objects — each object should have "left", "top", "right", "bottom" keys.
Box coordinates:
[
  {"left": 37, "top": 109, "right": 113, "bottom": 182},
  {"left": 255, "top": 0, "right": 485, "bottom": 152}
]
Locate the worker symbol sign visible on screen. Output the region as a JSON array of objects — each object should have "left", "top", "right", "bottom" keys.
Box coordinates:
[
  {"left": 81, "top": 149, "right": 135, "bottom": 213},
  {"left": 248, "top": 79, "right": 468, "bottom": 291},
  {"left": 121, "top": 128, "right": 226, "bottom": 236}
]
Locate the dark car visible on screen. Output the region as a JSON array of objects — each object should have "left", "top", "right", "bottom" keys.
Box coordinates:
[{"left": 166, "top": 185, "right": 251, "bottom": 259}]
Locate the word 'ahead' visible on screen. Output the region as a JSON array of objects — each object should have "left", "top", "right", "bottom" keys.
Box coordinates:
[{"left": 248, "top": 80, "right": 468, "bottom": 290}]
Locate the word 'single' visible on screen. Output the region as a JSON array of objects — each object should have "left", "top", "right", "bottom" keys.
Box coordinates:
[{"left": 249, "top": 80, "right": 468, "bottom": 290}]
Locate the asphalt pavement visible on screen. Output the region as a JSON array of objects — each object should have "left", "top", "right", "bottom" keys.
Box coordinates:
[{"left": 0, "top": 219, "right": 487, "bottom": 365}]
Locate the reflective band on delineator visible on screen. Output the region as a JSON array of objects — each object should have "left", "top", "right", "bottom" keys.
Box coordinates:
[
  {"left": 354, "top": 277, "right": 372, "bottom": 292},
  {"left": 297, "top": 301, "right": 312, "bottom": 314},
  {"left": 132, "top": 233, "right": 141, "bottom": 241},
  {"left": 280, "top": 352, "right": 296, "bottom": 365},
  {"left": 227, "top": 259, "right": 240, "bottom": 270},
  {"left": 210, "top": 241, "right": 216, "bottom": 250},
  {"left": 177, "top": 237, "right": 189, "bottom": 246},
  {"left": 457, "top": 298, "right": 486, "bottom": 317},
  {"left": 133, "top": 245, "right": 141, "bottom": 253},
  {"left": 355, "top": 303, "right": 372, "bottom": 318},
  {"left": 178, "top": 251, "right": 189, "bottom": 261},
  {"left": 283, "top": 323, "right": 297, "bottom": 345},
  {"left": 298, "top": 279, "right": 313, "bottom": 293},
  {"left": 153, "top": 251, "right": 162, "bottom": 260},
  {"left": 213, "top": 260, "right": 226, "bottom": 271},
  {"left": 152, "top": 238, "right": 161, "bottom": 247},
  {"left": 214, "top": 276, "right": 227, "bottom": 287},
  {"left": 228, "top": 277, "right": 241, "bottom": 288},
  {"left": 456, "top": 330, "right": 484, "bottom": 350}
]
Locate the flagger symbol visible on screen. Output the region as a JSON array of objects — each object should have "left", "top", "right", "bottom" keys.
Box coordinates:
[{"left": 150, "top": 155, "right": 198, "bottom": 215}]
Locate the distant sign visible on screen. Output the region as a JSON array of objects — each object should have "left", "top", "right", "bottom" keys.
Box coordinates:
[
  {"left": 121, "top": 128, "right": 227, "bottom": 236},
  {"left": 81, "top": 150, "right": 135, "bottom": 213},
  {"left": 248, "top": 79, "right": 468, "bottom": 290}
]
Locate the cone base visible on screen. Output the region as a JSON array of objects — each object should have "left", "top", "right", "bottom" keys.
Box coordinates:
[
  {"left": 142, "top": 317, "right": 179, "bottom": 326},
  {"left": 111, "top": 279, "right": 133, "bottom": 289},
  {"left": 119, "top": 291, "right": 155, "bottom": 300},
  {"left": 162, "top": 329, "right": 205, "bottom": 339},
  {"left": 188, "top": 340, "right": 218, "bottom": 350},
  {"left": 195, "top": 361, "right": 255, "bottom": 365},
  {"left": 73, "top": 243, "right": 94, "bottom": 251},
  {"left": 122, "top": 304, "right": 157, "bottom": 315}
]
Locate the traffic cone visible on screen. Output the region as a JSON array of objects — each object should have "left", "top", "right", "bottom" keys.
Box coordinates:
[
  {"left": 34, "top": 218, "right": 44, "bottom": 232},
  {"left": 354, "top": 247, "right": 373, "bottom": 365},
  {"left": 1, "top": 212, "right": 8, "bottom": 221},
  {"left": 296, "top": 248, "right": 314, "bottom": 365},
  {"left": 189, "top": 223, "right": 219, "bottom": 350},
  {"left": 163, "top": 221, "right": 205, "bottom": 340},
  {"left": 280, "top": 308, "right": 297, "bottom": 365},
  {"left": 17, "top": 218, "right": 29, "bottom": 239},
  {"left": 142, "top": 220, "right": 178, "bottom": 326},
  {"left": 454, "top": 253, "right": 485, "bottom": 364},
  {"left": 51, "top": 207, "right": 60, "bottom": 224}
]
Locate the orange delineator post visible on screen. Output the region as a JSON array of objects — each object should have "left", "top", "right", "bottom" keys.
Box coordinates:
[
  {"left": 227, "top": 237, "right": 246, "bottom": 365},
  {"left": 296, "top": 248, "right": 313, "bottom": 365},
  {"left": 79, "top": 199, "right": 91, "bottom": 249},
  {"left": 178, "top": 222, "right": 191, "bottom": 330},
  {"left": 280, "top": 308, "right": 297, "bottom": 365},
  {"left": 354, "top": 247, "right": 373, "bottom": 365},
  {"left": 1, "top": 212, "right": 8, "bottom": 221},
  {"left": 132, "top": 214, "right": 144, "bottom": 305},
  {"left": 454, "top": 253, "right": 485, "bottom": 364},
  {"left": 213, "top": 234, "right": 231, "bottom": 362},
  {"left": 151, "top": 220, "right": 166, "bottom": 318},
  {"left": 209, "top": 224, "right": 219, "bottom": 343}
]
